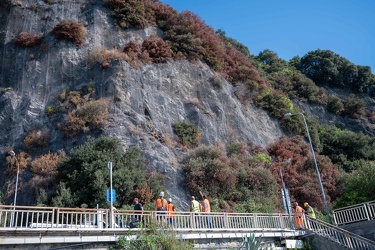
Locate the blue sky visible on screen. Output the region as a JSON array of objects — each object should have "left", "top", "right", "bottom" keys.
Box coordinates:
[{"left": 160, "top": 0, "right": 374, "bottom": 73}]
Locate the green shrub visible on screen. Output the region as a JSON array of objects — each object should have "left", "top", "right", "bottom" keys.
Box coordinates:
[
  {"left": 116, "top": 221, "right": 193, "bottom": 250},
  {"left": 172, "top": 120, "right": 200, "bottom": 147},
  {"left": 343, "top": 94, "right": 366, "bottom": 118},
  {"left": 45, "top": 105, "right": 58, "bottom": 116},
  {"left": 106, "top": 0, "right": 149, "bottom": 29},
  {"left": 256, "top": 90, "right": 293, "bottom": 118},
  {"left": 327, "top": 96, "right": 344, "bottom": 114}
]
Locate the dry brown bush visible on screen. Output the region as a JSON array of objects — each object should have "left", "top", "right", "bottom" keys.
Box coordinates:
[
  {"left": 63, "top": 99, "right": 111, "bottom": 137},
  {"left": 77, "top": 99, "right": 110, "bottom": 130},
  {"left": 63, "top": 111, "right": 87, "bottom": 137},
  {"left": 30, "top": 151, "right": 65, "bottom": 178},
  {"left": 52, "top": 20, "right": 86, "bottom": 46},
  {"left": 142, "top": 35, "right": 173, "bottom": 63},
  {"left": 15, "top": 32, "right": 41, "bottom": 47},
  {"left": 87, "top": 48, "right": 126, "bottom": 68},
  {"left": 23, "top": 129, "right": 51, "bottom": 149},
  {"left": 123, "top": 41, "right": 146, "bottom": 67},
  {"left": 133, "top": 183, "right": 154, "bottom": 204},
  {"left": 7, "top": 151, "right": 31, "bottom": 176}
]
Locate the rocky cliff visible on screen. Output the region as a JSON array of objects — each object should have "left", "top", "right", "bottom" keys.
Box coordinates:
[{"left": 0, "top": 0, "right": 284, "bottom": 209}]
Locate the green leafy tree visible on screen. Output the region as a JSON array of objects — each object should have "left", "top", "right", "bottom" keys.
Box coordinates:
[
  {"left": 55, "top": 136, "right": 151, "bottom": 208},
  {"left": 327, "top": 96, "right": 344, "bottom": 114},
  {"left": 334, "top": 161, "right": 375, "bottom": 208},
  {"left": 300, "top": 49, "right": 356, "bottom": 87},
  {"left": 343, "top": 94, "right": 366, "bottom": 117},
  {"left": 318, "top": 125, "right": 375, "bottom": 169},
  {"left": 256, "top": 49, "right": 288, "bottom": 73}
]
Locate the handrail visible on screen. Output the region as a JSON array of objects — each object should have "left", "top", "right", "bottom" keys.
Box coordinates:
[
  {"left": 0, "top": 205, "right": 294, "bottom": 230},
  {"left": 332, "top": 200, "right": 375, "bottom": 226},
  {"left": 304, "top": 216, "right": 375, "bottom": 249}
]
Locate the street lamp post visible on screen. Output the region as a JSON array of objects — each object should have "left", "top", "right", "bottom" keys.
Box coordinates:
[
  {"left": 9, "top": 150, "right": 20, "bottom": 227},
  {"left": 108, "top": 161, "right": 113, "bottom": 228},
  {"left": 280, "top": 159, "right": 293, "bottom": 227},
  {"left": 284, "top": 112, "right": 332, "bottom": 224}
]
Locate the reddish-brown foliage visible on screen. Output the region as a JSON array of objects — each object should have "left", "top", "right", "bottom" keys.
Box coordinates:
[
  {"left": 15, "top": 32, "right": 41, "bottom": 47},
  {"left": 23, "top": 129, "right": 51, "bottom": 150},
  {"left": 142, "top": 35, "right": 173, "bottom": 63},
  {"left": 30, "top": 151, "right": 65, "bottom": 178},
  {"left": 52, "top": 20, "right": 86, "bottom": 46},
  {"left": 7, "top": 151, "right": 31, "bottom": 176},
  {"left": 267, "top": 136, "right": 342, "bottom": 211}
]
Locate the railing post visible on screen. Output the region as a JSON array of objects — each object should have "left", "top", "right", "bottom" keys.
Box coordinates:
[
  {"left": 223, "top": 213, "right": 229, "bottom": 229},
  {"left": 364, "top": 203, "right": 370, "bottom": 221},
  {"left": 51, "top": 207, "right": 55, "bottom": 228},
  {"left": 332, "top": 210, "right": 337, "bottom": 225},
  {"left": 254, "top": 214, "right": 258, "bottom": 228},
  {"left": 56, "top": 207, "right": 60, "bottom": 227}
]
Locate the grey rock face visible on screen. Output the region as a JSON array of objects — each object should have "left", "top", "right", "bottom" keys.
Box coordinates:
[{"left": 0, "top": 0, "right": 283, "bottom": 209}]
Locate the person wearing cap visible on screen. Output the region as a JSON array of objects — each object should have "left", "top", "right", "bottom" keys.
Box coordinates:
[
  {"left": 201, "top": 195, "right": 212, "bottom": 228},
  {"left": 167, "top": 198, "right": 175, "bottom": 226},
  {"left": 304, "top": 202, "right": 316, "bottom": 218},
  {"left": 154, "top": 191, "right": 168, "bottom": 222},
  {"left": 190, "top": 196, "right": 201, "bottom": 228},
  {"left": 293, "top": 202, "right": 305, "bottom": 229}
]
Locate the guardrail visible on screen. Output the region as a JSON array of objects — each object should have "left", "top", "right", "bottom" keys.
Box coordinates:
[
  {"left": 0, "top": 205, "right": 294, "bottom": 230},
  {"left": 304, "top": 216, "right": 375, "bottom": 249},
  {"left": 332, "top": 200, "right": 375, "bottom": 226}
]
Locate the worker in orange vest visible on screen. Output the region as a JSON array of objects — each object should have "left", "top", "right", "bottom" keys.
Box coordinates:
[
  {"left": 154, "top": 192, "right": 168, "bottom": 222},
  {"left": 167, "top": 198, "right": 175, "bottom": 226},
  {"left": 293, "top": 202, "right": 305, "bottom": 229},
  {"left": 201, "top": 195, "right": 212, "bottom": 228}
]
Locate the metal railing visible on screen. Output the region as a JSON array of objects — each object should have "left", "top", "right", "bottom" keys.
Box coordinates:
[
  {"left": 332, "top": 200, "right": 375, "bottom": 226},
  {"left": 0, "top": 205, "right": 110, "bottom": 229},
  {"left": 304, "top": 216, "right": 375, "bottom": 249},
  {"left": 0, "top": 205, "right": 294, "bottom": 231},
  {"left": 2, "top": 205, "right": 375, "bottom": 249}
]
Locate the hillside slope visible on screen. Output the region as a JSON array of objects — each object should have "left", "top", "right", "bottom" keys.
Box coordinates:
[{"left": 0, "top": 0, "right": 282, "bottom": 209}]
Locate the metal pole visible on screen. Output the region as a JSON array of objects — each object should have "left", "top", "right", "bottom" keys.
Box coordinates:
[
  {"left": 285, "top": 112, "right": 332, "bottom": 224},
  {"left": 108, "top": 161, "right": 113, "bottom": 228},
  {"left": 280, "top": 161, "right": 293, "bottom": 228}
]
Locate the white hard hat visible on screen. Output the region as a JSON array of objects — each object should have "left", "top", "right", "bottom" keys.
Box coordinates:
[
  {"left": 168, "top": 198, "right": 172, "bottom": 202},
  {"left": 159, "top": 191, "right": 164, "bottom": 197}
]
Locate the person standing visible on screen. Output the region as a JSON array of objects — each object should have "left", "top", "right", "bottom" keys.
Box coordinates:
[
  {"left": 293, "top": 202, "right": 305, "bottom": 229},
  {"left": 201, "top": 195, "right": 212, "bottom": 228},
  {"left": 190, "top": 196, "right": 201, "bottom": 228},
  {"left": 133, "top": 197, "right": 143, "bottom": 222},
  {"left": 167, "top": 198, "right": 175, "bottom": 226},
  {"left": 303, "top": 202, "right": 316, "bottom": 218},
  {"left": 154, "top": 191, "right": 168, "bottom": 222}
]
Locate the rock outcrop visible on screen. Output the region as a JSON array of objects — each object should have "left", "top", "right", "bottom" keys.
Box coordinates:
[{"left": 0, "top": 0, "right": 283, "bottom": 209}]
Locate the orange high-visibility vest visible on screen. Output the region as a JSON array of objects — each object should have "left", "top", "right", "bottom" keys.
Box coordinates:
[
  {"left": 201, "top": 199, "right": 210, "bottom": 212},
  {"left": 167, "top": 203, "right": 175, "bottom": 218},
  {"left": 156, "top": 198, "right": 167, "bottom": 210},
  {"left": 295, "top": 205, "right": 304, "bottom": 217}
]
